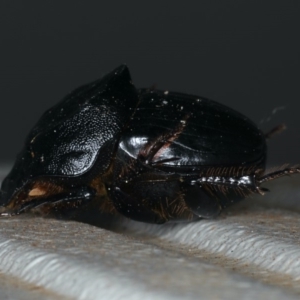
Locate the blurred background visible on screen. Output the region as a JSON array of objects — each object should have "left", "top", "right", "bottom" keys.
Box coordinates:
[{"left": 0, "top": 1, "right": 299, "bottom": 167}]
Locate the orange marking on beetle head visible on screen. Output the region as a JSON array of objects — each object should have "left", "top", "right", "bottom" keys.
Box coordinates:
[{"left": 28, "top": 187, "right": 47, "bottom": 197}]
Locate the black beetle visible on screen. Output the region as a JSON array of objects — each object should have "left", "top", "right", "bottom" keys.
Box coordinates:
[{"left": 0, "top": 65, "right": 299, "bottom": 224}]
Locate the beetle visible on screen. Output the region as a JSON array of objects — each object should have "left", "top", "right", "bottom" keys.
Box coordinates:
[{"left": 0, "top": 65, "right": 299, "bottom": 224}]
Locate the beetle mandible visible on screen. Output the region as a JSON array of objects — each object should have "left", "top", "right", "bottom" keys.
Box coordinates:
[{"left": 0, "top": 65, "right": 299, "bottom": 224}]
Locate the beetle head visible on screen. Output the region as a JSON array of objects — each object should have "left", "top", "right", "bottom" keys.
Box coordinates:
[{"left": 0, "top": 65, "right": 139, "bottom": 215}]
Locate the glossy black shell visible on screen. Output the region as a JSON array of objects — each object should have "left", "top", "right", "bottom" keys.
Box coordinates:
[
  {"left": 0, "top": 65, "right": 267, "bottom": 223},
  {"left": 1, "top": 66, "right": 139, "bottom": 204},
  {"left": 121, "top": 89, "right": 265, "bottom": 168}
]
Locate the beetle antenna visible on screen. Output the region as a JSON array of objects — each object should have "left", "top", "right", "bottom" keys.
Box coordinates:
[{"left": 257, "top": 166, "right": 300, "bottom": 184}]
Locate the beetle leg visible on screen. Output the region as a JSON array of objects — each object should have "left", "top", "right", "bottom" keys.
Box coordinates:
[
  {"left": 0, "top": 186, "right": 95, "bottom": 218},
  {"left": 109, "top": 171, "right": 236, "bottom": 222},
  {"left": 138, "top": 114, "right": 189, "bottom": 165},
  {"left": 109, "top": 185, "right": 169, "bottom": 224},
  {"left": 109, "top": 158, "right": 225, "bottom": 223},
  {"left": 257, "top": 166, "right": 300, "bottom": 184},
  {"left": 109, "top": 183, "right": 200, "bottom": 224},
  {"left": 180, "top": 182, "right": 223, "bottom": 218},
  {"left": 180, "top": 173, "right": 262, "bottom": 217},
  {"left": 108, "top": 158, "right": 200, "bottom": 223},
  {"left": 264, "top": 123, "right": 286, "bottom": 140}
]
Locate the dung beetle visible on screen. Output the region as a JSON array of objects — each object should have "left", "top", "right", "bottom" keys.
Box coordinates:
[{"left": 0, "top": 65, "right": 299, "bottom": 224}]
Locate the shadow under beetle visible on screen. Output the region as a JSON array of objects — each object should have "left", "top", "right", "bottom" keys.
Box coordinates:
[{"left": 0, "top": 65, "right": 299, "bottom": 224}]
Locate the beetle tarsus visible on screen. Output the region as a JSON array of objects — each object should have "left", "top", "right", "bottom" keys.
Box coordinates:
[
  {"left": 258, "top": 166, "right": 300, "bottom": 184},
  {"left": 264, "top": 123, "right": 287, "bottom": 140}
]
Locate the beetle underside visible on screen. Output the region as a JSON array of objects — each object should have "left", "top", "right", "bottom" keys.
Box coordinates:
[{"left": 0, "top": 164, "right": 299, "bottom": 223}]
